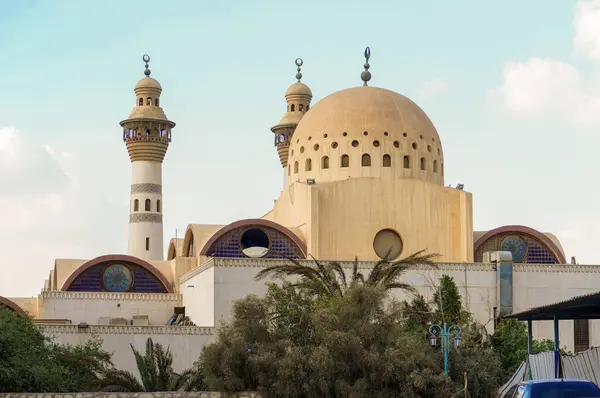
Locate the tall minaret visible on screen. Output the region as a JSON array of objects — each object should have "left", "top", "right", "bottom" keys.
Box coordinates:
[
  {"left": 271, "top": 58, "right": 312, "bottom": 186},
  {"left": 120, "top": 54, "right": 175, "bottom": 261}
]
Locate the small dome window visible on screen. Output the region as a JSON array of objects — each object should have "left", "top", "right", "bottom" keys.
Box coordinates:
[
  {"left": 420, "top": 157, "right": 426, "bottom": 170},
  {"left": 341, "top": 154, "right": 349, "bottom": 168},
  {"left": 362, "top": 153, "right": 371, "bottom": 167},
  {"left": 403, "top": 156, "right": 410, "bottom": 169},
  {"left": 393, "top": 141, "right": 400, "bottom": 148},
  {"left": 322, "top": 156, "right": 329, "bottom": 169},
  {"left": 412, "top": 142, "right": 417, "bottom": 150},
  {"left": 352, "top": 140, "right": 359, "bottom": 147},
  {"left": 331, "top": 142, "right": 338, "bottom": 149},
  {"left": 138, "top": 98, "right": 143, "bottom": 106},
  {"left": 373, "top": 140, "right": 380, "bottom": 147},
  {"left": 291, "top": 104, "right": 295, "bottom": 112},
  {"left": 299, "top": 104, "right": 304, "bottom": 111},
  {"left": 433, "top": 160, "right": 438, "bottom": 173},
  {"left": 294, "top": 161, "right": 299, "bottom": 174},
  {"left": 305, "top": 158, "right": 312, "bottom": 171},
  {"left": 383, "top": 154, "right": 391, "bottom": 167},
  {"left": 146, "top": 97, "right": 151, "bottom": 105},
  {"left": 300, "top": 146, "right": 305, "bottom": 153},
  {"left": 155, "top": 98, "right": 159, "bottom": 106}
]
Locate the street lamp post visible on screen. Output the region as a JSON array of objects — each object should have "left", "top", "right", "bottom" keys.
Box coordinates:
[{"left": 428, "top": 322, "right": 462, "bottom": 377}]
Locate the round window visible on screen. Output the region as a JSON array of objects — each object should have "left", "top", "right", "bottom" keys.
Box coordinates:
[
  {"left": 102, "top": 263, "right": 134, "bottom": 292},
  {"left": 240, "top": 228, "right": 270, "bottom": 258},
  {"left": 373, "top": 229, "right": 403, "bottom": 260}
]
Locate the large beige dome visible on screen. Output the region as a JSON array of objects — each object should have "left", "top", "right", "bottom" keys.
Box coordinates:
[{"left": 287, "top": 86, "right": 444, "bottom": 186}]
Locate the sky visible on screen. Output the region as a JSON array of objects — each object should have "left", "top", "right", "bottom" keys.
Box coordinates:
[{"left": 0, "top": 0, "right": 598, "bottom": 296}]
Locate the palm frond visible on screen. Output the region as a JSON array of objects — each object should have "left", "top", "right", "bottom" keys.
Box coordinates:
[{"left": 98, "top": 369, "right": 145, "bottom": 392}]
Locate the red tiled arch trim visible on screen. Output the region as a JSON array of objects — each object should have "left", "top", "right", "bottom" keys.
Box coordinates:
[
  {"left": 200, "top": 218, "right": 307, "bottom": 257},
  {"left": 0, "top": 296, "right": 28, "bottom": 317},
  {"left": 61, "top": 254, "right": 173, "bottom": 293},
  {"left": 473, "top": 225, "right": 566, "bottom": 264}
]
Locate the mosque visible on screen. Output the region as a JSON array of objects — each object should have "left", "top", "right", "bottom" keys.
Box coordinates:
[{"left": 1, "top": 49, "right": 598, "bottom": 373}]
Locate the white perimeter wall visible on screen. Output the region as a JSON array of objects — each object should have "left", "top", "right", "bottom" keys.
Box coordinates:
[
  {"left": 43, "top": 325, "right": 215, "bottom": 374},
  {"left": 41, "top": 292, "right": 181, "bottom": 325},
  {"left": 204, "top": 259, "right": 600, "bottom": 352},
  {"left": 180, "top": 263, "right": 215, "bottom": 326}
]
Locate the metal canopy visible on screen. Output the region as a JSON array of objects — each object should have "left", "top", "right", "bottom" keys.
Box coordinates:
[{"left": 504, "top": 291, "right": 600, "bottom": 321}]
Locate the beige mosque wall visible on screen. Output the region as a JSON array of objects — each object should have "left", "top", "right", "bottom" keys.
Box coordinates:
[
  {"left": 180, "top": 262, "right": 215, "bottom": 327},
  {"left": 42, "top": 325, "right": 214, "bottom": 374},
  {"left": 41, "top": 291, "right": 181, "bottom": 325},
  {"left": 267, "top": 178, "right": 472, "bottom": 262}
]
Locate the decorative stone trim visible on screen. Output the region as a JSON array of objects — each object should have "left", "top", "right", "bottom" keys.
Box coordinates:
[
  {"left": 129, "top": 213, "right": 162, "bottom": 223},
  {"left": 514, "top": 264, "right": 600, "bottom": 273},
  {"left": 210, "top": 258, "right": 497, "bottom": 272},
  {"left": 179, "top": 259, "right": 214, "bottom": 283},
  {"left": 0, "top": 393, "right": 259, "bottom": 398},
  {"left": 131, "top": 183, "right": 162, "bottom": 194},
  {"left": 42, "top": 291, "right": 181, "bottom": 301},
  {"left": 40, "top": 325, "right": 215, "bottom": 335}
]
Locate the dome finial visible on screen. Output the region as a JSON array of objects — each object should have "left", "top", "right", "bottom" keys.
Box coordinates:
[
  {"left": 295, "top": 58, "right": 304, "bottom": 82},
  {"left": 143, "top": 54, "right": 151, "bottom": 77},
  {"left": 361, "top": 47, "right": 371, "bottom": 86}
]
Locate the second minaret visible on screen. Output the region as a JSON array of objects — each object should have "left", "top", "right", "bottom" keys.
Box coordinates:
[{"left": 120, "top": 55, "right": 175, "bottom": 261}]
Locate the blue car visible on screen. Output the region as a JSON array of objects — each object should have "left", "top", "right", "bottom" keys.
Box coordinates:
[{"left": 515, "top": 379, "right": 600, "bottom": 397}]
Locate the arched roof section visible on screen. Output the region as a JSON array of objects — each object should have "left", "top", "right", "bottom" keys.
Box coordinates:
[
  {"left": 474, "top": 225, "right": 566, "bottom": 264},
  {"left": 182, "top": 224, "right": 224, "bottom": 257},
  {"left": 61, "top": 254, "right": 173, "bottom": 293},
  {"left": 200, "top": 218, "right": 307, "bottom": 258},
  {"left": 0, "top": 296, "right": 27, "bottom": 317},
  {"left": 167, "top": 238, "right": 184, "bottom": 260}
]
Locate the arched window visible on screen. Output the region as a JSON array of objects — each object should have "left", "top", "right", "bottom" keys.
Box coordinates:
[
  {"left": 306, "top": 105, "right": 310, "bottom": 111},
  {"left": 403, "top": 155, "right": 410, "bottom": 169},
  {"left": 134, "top": 199, "right": 139, "bottom": 212},
  {"left": 361, "top": 153, "right": 371, "bottom": 167},
  {"left": 420, "top": 157, "right": 426, "bottom": 170},
  {"left": 138, "top": 98, "right": 143, "bottom": 106},
  {"left": 322, "top": 156, "right": 329, "bottom": 169},
  {"left": 291, "top": 104, "right": 295, "bottom": 112},
  {"left": 299, "top": 104, "right": 304, "bottom": 111},
  {"left": 383, "top": 154, "right": 391, "bottom": 167},
  {"left": 146, "top": 97, "right": 151, "bottom": 105},
  {"left": 441, "top": 163, "right": 444, "bottom": 175},
  {"left": 145, "top": 199, "right": 151, "bottom": 211},
  {"left": 433, "top": 160, "right": 438, "bottom": 173},
  {"left": 288, "top": 165, "right": 291, "bottom": 175},
  {"left": 146, "top": 128, "right": 151, "bottom": 136},
  {"left": 157, "top": 199, "right": 161, "bottom": 213},
  {"left": 155, "top": 98, "right": 159, "bottom": 106},
  {"left": 305, "top": 158, "right": 312, "bottom": 171},
  {"left": 341, "top": 154, "right": 349, "bottom": 168},
  {"left": 294, "top": 161, "right": 299, "bottom": 174}
]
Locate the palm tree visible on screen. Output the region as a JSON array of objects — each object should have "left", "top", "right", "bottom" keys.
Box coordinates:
[
  {"left": 98, "top": 338, "right": 194, "bottom": 392},
  {"left": 255, "top": 249, "right": 439, "bottom": 298}
]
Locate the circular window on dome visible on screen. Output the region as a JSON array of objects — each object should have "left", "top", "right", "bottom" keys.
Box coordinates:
[
  {"left": 373, "top": 229, "right": 403, "bottom": 260},
  {"left": 412, "top": 142, "right": 418, "bottom": 150},
  {"left": 373, "top": 140, "right": 380, "bottom": 147},
  {"left": 352, "top": 140, "right": 359, "bottom": 147},
  {"left": 500, "top": 235, "right": 527, "bottom": 262},
  {"left": 300, "top": 146, "right": 305, "bottom": 153},
  {"left": 332, "top": 142, "right": 338, "bottom": 149},
  {"left": 102, "top": 263, "right": 134, "bottom": 292},
  {"left": 240, "top": 228, "right": 270, "bottom": 258},
  {"left": 393, "top": 141, "right": 400, "bottom": 148}
]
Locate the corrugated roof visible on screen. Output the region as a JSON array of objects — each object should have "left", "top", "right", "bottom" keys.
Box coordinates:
[{"left": 505, "top": 290, "right": 600, "bottom": 321}]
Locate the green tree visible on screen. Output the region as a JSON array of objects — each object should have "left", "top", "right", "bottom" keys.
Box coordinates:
[
  {"left": 99, "top": 338, "right": 193, "bottom": 392},
  {"left": 0, "top": 310, "right": 113, "bottom": 392},
  {"left": 491, "top": 318, "right": 568, "bottom": 378},
  {"left": 255, "top": 250, "right": 439, "bottom": 299},
  {"left": 196, "top": 281, "right": 509, "bottom": 397},
  {"left": 432, "top": 275, "right": 470, "bottom": 324}
]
